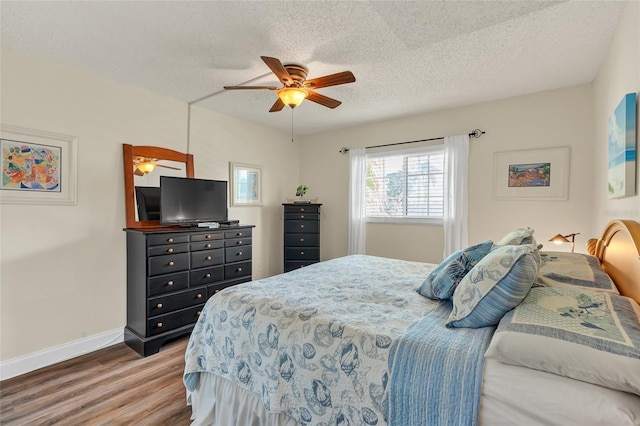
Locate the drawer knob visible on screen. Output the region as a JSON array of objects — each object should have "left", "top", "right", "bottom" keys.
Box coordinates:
[
  {"left": 206, "top": 255, "right": 212, "bottom": 260},
  {"left": 197, "top": 293, "right": 203, "bottom": 299},
  {"left": 167, "top": 281, "right": 174, "bottom": 287},
  {"left": 167, "top": 238, "right": 174, "bottom": 243},
  {"left": 237, "top": 251, "right": 243, "bottom": 256},
  {"left": 301, "top": 208, "right": 305, "bottom": 211},
  {"left": 167, "top": 248, "right": 174, "bottom": 253},
  {"left": 197, "top": 311, "right": 202, "bottom": 316},
  {"left": 300, "top": 238, "right": 305, "bottom": 242},
  {"left": 237, "top": 267, "right": 242, "bottom": 272},
  {"left": 205, "top": 273, "right": 211, "bottom": 278},
  {"left": 214, "top": 289, "right": 220, "bottom": 294},
  {"left": 206, "top": 243, "right": 211, "bottom": 248},
  {"left": 300, "top": 225, "right": 304, "bottom": 228},
  {"left": 206, "top": 235, "right": 212, "bottom": 239},
  {"left": 157, "top": 322, "right": 163, "bottom": 328},
  {"left": 238, "top": 232, "right": 243, "bottom": 236},
  {"left": 237, "top": 241, "right": 242, "bottom": 245},
  {"left": 301, "top": 215, "right": 304, "bottom": 218},
  {"left": 300, "top": 251, "right": 305, "bottom": 255},
  {"left": 157, "top": 303, "right": 163, "bottom": 309}
]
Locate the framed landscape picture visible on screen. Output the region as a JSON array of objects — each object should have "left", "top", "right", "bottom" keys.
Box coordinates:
[
  {"left": 608, "top": 92, "right": 637, "bottom": 199},
  {"left": 493, "top": 146, "right": 570, "bottom": 200}
]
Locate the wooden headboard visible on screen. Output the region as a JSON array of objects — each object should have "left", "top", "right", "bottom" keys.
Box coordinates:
[{"left": 587, "top": 219, "right": 640, "bottom": 304}]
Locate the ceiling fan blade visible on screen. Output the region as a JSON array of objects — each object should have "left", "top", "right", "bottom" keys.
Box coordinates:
[
  {"left": 224, "top": 85, "right": 279, "bottom": 90},
  {"left": 157, "top": 164, "right": 182, "bottom": 171},
  {"left": 304, "top": 71, "right": 355, "bottom": 89},
  {"left": 269, "top": 98, "right": 285, "bottom": 112},
  {"left": 133, "top": 168, "right": 145, "bottom": 176},
  {"left": 307, "top": 91, "right": 342, "bottom": 109},
  {"left": 261, "top": 56, "right": 292, "bottom": 86}
]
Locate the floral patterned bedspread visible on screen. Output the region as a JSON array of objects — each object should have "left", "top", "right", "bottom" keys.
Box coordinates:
[{"left": 184, "top": 255, "right": 490, "bottom": 425}]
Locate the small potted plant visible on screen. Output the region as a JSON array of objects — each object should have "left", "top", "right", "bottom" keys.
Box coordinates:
[{"left": 295, "top": 184, "right": 309, "bottom": 203}]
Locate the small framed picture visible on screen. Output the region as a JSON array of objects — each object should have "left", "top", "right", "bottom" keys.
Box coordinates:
[{"left": 229, "top": 162, "right": 262, "bottom": 206}]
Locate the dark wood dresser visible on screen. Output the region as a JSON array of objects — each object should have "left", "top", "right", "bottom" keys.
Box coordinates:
[
  {"left": 283, "top": 203, "right": 322, "bottom": 272},
  {"left": 124, "top": 225, "right": 254, "bottom": 356}
]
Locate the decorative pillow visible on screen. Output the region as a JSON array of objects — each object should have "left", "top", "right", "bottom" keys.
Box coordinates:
[
  {"left": 446, "top": 244, "right": 540, "bottom": 328},
  {"left": 485, "top": 286, "right": 640, "bottom": 396},
  {"left": 535, "top": 251, "right": 618, "bottom": 294},
  {"left": 496, "top": 227, "right": 535, "bottom": 245},
  {"left": 417, "top": 240, "right": 493, "bottom": 300}
]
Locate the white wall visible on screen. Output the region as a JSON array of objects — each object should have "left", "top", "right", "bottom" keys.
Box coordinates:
[
  {"left": 592, "top": 0, "right": 640, "bottom": 232},
  {"left": 300, "top": 84, "right": 596, "bottom": 263},
  {"left": 0, "top": 50, "right": 297, "bottom": 364}
]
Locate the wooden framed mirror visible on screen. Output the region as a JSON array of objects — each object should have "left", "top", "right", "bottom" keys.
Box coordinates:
[{"left": 123, "top": 144, "right": 194, "bottom": 229}]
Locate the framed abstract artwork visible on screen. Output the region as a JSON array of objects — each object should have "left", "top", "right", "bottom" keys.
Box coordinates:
[
  {"left": 493, "top": 146, "right": 570, "bottom": 200},
  {"left": 608, "top": 92, "right": 637, "bottom": 199},
  {"left": 0, "top": 124, "right": 78, "bottom": 205},
  {"left": 229, "top": 161, "right": 262, "bottom": 206}
]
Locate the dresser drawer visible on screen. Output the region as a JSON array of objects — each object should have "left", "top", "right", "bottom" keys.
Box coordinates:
[
  {"left": 225, "top": 229, "right": 252, "bottom": 239},
  {"left": 148, "top": 253, "right": 189, "bottom": 277},
  {"left": 191, "top": 232, "right": 223, "bottom": 243},
  {"left": 284, "top": 233, "right": 319, "bottom": 247},
  {"left": 148, "top": 271, "right": 189, "bottom": 297},
  {"left": 285, "top": 247, "right": 319, "bottom": 261},
  {"left": 285, "top": 260, "right": 318, "bottom": 272},
  {"left": 284, "top": 212, "right": 319, "bottom": 221},
  {"left": 191, "top": 266, "right": 223, "bottom": 286},
  {"left": 208, "top": 276, "right": 250, "bottom": 297},
  {"left": 224, "top": 261, "right": 251, "bottom": 280},
  {"left": 148, "top": 287, "right": 207, "bottom": 317},
  {"left": 225, "top": 245, "right": 252, "bottom": 262},
  {"left": 147, "top": 304, "right": 204, "bottom": 336},
  {"left": 284, "top": 220, "right": 318, "bottom": 233},
  {"left": 225, "top": 237, "right": 252, "bottom": 247},
  {"left": 148, "top": 243, "right": 189, "bottom": 257},
  {"left": 191, "top": 239, "right": 224, "bottom": 252},
  {"left": 191, "top": 248, "right": 224, "bottom": 269},
  {"left": 283, "top": 205, "right": 320, "bottom": 214},
  {"left": 147, "top": 234, "right": 189, "bottom": 246}
]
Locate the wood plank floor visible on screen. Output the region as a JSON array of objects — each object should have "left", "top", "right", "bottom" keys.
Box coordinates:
[{"left": 0, "top": 336, "right": 192, "bottom": 425}]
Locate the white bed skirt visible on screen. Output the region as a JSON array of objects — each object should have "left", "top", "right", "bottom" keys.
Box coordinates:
[
  {"left": 187, "top": 372, "right": 299, "bottom": 426},
  {"left": 188, "top": 363, "right": 640, "bottom": 426}
]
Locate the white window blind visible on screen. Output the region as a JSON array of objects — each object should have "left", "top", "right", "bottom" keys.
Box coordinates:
[{"left": 366, "top": 145, "right": 444, "bottom": 224}]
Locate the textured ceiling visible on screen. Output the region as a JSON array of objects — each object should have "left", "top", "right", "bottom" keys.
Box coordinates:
[{"left": 0, "top": 1, "right": 628, "bottom": 136}]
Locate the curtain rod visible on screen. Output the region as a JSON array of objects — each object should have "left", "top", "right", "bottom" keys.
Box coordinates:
[{"left": 338, "top": 129, "right": 485, "bottom": 154}]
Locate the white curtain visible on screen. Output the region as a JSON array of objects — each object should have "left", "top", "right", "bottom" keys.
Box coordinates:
[
  {"left": 443, "top": 134, "right": 470, "bottom": 258},
  {"left": 348, "top": 147, "right": 367, "bottom": 254}
]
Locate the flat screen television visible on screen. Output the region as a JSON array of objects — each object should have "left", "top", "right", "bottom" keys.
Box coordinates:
[
  {"left": 160, "top": 176, "right": 228, "bottom": 226},
  {"left": 135, "top": 186, "right": 161, "bottom": 221}
]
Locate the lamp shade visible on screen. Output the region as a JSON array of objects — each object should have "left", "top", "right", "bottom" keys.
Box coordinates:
[
  {"left": 277, "top": 87, "right": 308, "bottom": 108},
  {"left": 549, "top": 234, "right": 570, "bottom": 244},
  {"left": 136, "top": 161, "right": 156, "bottom": 174}
]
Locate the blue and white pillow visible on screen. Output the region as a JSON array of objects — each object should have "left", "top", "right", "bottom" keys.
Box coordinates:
[
  {"left": 418, "top": 240, "right": 493, "bottom": 300},
  {"left": 496, "top": 227, "right": 535, "bottom": 245},
  {"left": 485, "top": 286, "right": 640, "bottom": 396},
  {"left": 535, "top": 251, "right": 618, "bottom": 294},
  {"left": 446, "top": 244, "right": 540, "bottom": 328}
]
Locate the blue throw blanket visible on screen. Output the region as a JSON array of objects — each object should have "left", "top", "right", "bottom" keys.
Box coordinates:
[
  {"left": 388, "top": 300, "right": 494, "bottom": 425},
  {"left": 184, "top": 255, "right": 493, "bottom": 425}
]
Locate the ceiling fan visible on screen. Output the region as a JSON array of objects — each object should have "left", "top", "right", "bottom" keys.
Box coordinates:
[
  {"left": 224, "top": 56, "right": 356, "bottom": 112},
  {"left": 133, "top": 156, "right": 182, "bottom": 176}
]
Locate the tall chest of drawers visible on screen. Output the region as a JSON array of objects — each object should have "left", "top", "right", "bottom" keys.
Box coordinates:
[
  {"left": 283, "top": 203, "right": 322, "bottom": 272},
  {"left": 124, "top": 225, "right": 254, "bottom": 356}
]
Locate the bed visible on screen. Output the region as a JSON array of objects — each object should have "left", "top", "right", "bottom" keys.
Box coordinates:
[{"left": 183, "top": 219, "right": 640, "bottom": 425}]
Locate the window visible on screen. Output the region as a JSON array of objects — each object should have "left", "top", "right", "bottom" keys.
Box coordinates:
[{"left": 366, "top": 145, "right": 444, "bottom": 224}]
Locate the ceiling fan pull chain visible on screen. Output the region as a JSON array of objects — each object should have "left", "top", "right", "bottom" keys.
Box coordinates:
[{"left": 291, "top": 109, "right": 295, "bottom": 143}]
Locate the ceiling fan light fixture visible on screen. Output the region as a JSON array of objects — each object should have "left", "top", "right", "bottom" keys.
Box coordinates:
[
  {"left": 277, "top": 87, "right": 308, "bottom": 108},
  {"left": 136, "top": 160, "right": 156, "bottom": 175}
]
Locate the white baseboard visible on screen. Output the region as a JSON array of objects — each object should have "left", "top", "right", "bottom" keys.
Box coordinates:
[{"left": 0, "top": 328, "right": 124, "bottom": 381}]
